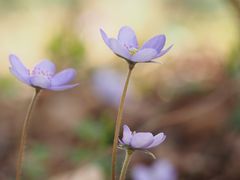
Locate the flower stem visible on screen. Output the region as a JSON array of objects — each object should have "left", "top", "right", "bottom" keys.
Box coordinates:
[
  {"left": 111, "top": 63, "right": 135, "bottom": 180},
  {"left": 119, "top": 149, "right": 133, "bottom": 180},
  {"left": 16, "top": 88, "right": 41, "bottom": 180}
]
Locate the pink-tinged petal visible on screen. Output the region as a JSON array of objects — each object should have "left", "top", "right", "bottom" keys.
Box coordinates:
[
  {"left": 30, "top": 76, "right": 51, "bottom": 89},
  {"left": 100, "top": 29, "right": 111, "bottom": 48},
  {"left": 109, "top": 39, "right": 131, "bottom": 60},
  {"left": 147, "top": 133, "right": 166, "bottom": 148},
  {"left": 9, "top": 54, "right": 29, "bottom": 79},
  {"left": 33, "top": 60, "right": 56, "bottom": 75},
  {"left": 130, "top": 132, "right": 154, "bottom": 149},
  {"left": 131, "top": 48, "right": 157, "bottom": 62},
  {"left": 51, "top": 68, "right": 76, "bottom": 86},
  {"left": 122, "top": 125, "right": 133, "bottom": 145},
  {"left": 49, "top": 83, "right": 79, "bottom": 91},
  {"left": 118, "top": 26, "right": 138, "bottom": 48},
  {"left": 10, "top": 67, "right": 30, "bottom": 85},
  {"left": 156, "top": 44, "right": 173, "bottom": 58},
  {"left": 141, "top": 35, "right": 166, "bottom": 53}
]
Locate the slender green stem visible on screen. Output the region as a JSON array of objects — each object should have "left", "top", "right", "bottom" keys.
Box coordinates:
[
  {"left": 16, "top": 88, "right": 41, "bottom": 180},
  {"left": 111, "top": 63, "right": 135, "bottom": 180},
  {"left": 119, "top": 150, "right": 133, "bottom": 180}
]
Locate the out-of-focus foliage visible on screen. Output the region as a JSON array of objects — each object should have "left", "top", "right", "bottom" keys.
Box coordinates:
[
  {"left": 47, "top": 31, "right": 85, "bottom": 67},
  {"left": 0, "top": 77, "right": 17, "bottom": 97},
  {"left": 24, "top": 143, "right": 50, "bottom": 180},
  {"left": 226, "top": 43, "right": 240, "bottom": 78},
  {"left": 164, "top": 0, "right": 225, "bottom": 12},
  {"left": 0, "top": 0, "right": 80, "bottom": 10},
  {"left": 74, "top": 116, "right": 114, "bottom": 147}
]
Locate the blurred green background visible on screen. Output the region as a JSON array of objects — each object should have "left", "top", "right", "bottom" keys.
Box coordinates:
[{"left": 1, "top": 0, "right": 240, "bottom": 179}]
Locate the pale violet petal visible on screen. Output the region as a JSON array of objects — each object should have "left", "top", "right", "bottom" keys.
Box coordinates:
[
  {"left": 118, "top": 26, "right": 138, "bottom": 48},
  {"left": 130, "top": 132, "right": 154, "bottom": 149},
  {"left": 30, "top": 76, "right": 51, "bottom": 89},
  {"left": 10, "top": 67, "right": 30, "bottom": 85},
  {"left": 141, "top": 35, "right": 166, "bottom": 53},
  {"left": 147, "top": 133, "right": 166, "bottom": 148},
  {"left": 9, "top": 54, "right": 29, "bottom": 79},
  {"left": 119, "top": 139, "right": 124, "bottom": 145},
  {"left": 131, "top": 48, "right": 157, "bottom": 62},
  {"left": 156, "top": 44, "right": 173, "bottom": 58},
  {"left": 51, "top": 68, "right": 76, "bottom": 86},
  {"left": 100, "top": 29, "right": 111, "bottom": 48},
  {"left": 152, "top": 160, "right": 177, "bottom": 180},
  {"left": 132, "top": 165, "right": 150, "bottom": 180},
  {"left": 49, "top": 83, "right": 79, "bottom": 91},
  {"left": 33, "top": 60, "right": 56, "bottom": 76},
  {"left": 109, "top": 39, "right": 131, "bottom": 60},
  {"left": 122, "top": 125, "right": 132, "bottom": 145}
]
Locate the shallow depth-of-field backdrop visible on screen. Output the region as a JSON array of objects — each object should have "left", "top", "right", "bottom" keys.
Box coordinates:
[{"left": 1, "top": 0, "right": 240, "bottom": 179}]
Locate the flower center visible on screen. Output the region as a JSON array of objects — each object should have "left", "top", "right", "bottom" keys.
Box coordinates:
[
  {"left": 31, "top": 67, "right": 53, "bottom": 79},
  {"left": 30, "top": 67, "right": 53, "bottom": 88},
  {"left": 128, "top": 47, "right": 138, "bottom": 55},
  {"left": 124, "top": 44, "right": 138, "bottom": 55}
]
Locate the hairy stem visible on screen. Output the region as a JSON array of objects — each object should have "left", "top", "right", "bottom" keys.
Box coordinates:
[
  {"left": 119, "top": 150, "right": 133, "bottom": 180},
  {"left": 16, "top": 88, "right": 41, "bottom": 180},
  {"left": 111, "top": 64, "right": 135, "bottom": 180}
]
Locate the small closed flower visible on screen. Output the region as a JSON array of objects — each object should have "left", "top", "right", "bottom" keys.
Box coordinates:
[
  {"left": 119, "top": 125, "right": 166, "bottom": 150},
  {"left": 100, "top": 26, "right": 172, "bottom": 64},
  {"left": 9, "top": 54, "right": 79, "bottom": 91}
]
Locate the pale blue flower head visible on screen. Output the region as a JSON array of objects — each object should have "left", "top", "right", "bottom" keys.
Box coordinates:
[
  {"left": 100, "top": 26, "right": 173, "bottom": 64},
  {"left": 132, "top": 160, "right": 177, "bottom": 180},
  {"left": 120, "top": 125, "right": 166, "bottom": 150},
  {"left": 9, "top": 54, "right": 79, "bottom": 91}
]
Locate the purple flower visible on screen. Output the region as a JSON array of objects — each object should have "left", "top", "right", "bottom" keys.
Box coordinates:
[
  {"left": 100, "top": 26, "right": 173, "bottom": 64},
  {"left": 119, "top": 125, "right": 166, "bottom": 150},
  {"left": 132, "top": 160, "right": 178, "bottom": 180},
  {"left": 9, "top": 54, "right": 79, "bottom": 91}
]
